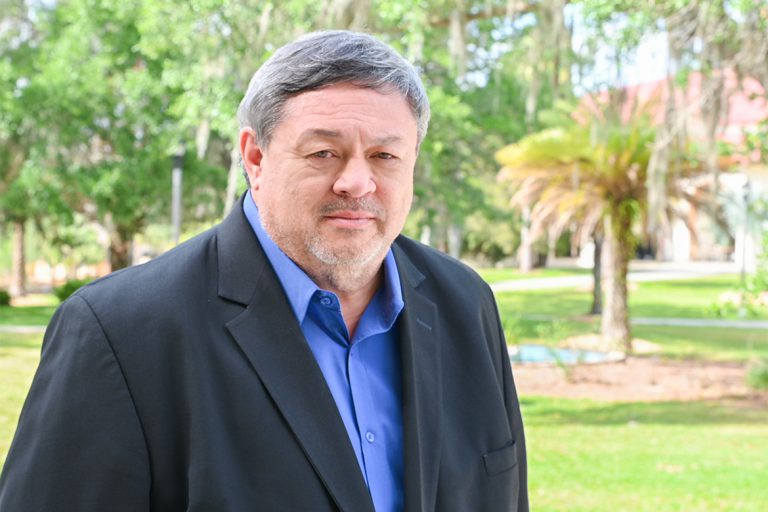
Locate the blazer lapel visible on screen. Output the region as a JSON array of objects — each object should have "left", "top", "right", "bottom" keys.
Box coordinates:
[
  {"left": 394, "top": 243, "right": 443, "bottom": 512},
  {"left": 217, "top": 199, "right": 375, "bottom": 512}
]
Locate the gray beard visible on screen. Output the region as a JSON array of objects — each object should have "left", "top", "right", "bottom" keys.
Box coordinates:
[
  {"left": 306, "top": 230, "right": 388, "bottom": 266},
  {"left": 260, "top": 211, "right": 390, "bottom": 293},
  {"left": 305, "top": 232, "right": 389, "bottom": 292}
]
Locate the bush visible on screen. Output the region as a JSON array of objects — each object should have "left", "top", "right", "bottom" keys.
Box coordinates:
[
  {"left": 0, "top": 289, "right": 10, "bottom": 306},
  {"left": 746, "top": 359, "right": 768, "bottom": 390},
  {"left": 712, "top": 232, "right": 768, "bottom": 317},
  {"left": 53, "top": 279, "right": 93, "bottom": 303}
]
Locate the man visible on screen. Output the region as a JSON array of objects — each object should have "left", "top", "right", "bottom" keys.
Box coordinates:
[{"left": 0, "top": 31, "right": 527, "bottom": 511}]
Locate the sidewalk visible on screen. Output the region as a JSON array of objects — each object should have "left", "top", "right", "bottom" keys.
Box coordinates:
[
  {"left": 519, "top": 313, "right": 768, "bottom": 329},
  {"left": 0, "top": 325, "right": 46, "bottom": 333},
  {"left": 490, "top": 259, "right": 740, "bottom": 292}
]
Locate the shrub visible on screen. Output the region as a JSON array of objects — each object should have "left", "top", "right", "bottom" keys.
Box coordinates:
[
  {"left": 0, "top": 289, "right": 10, "bottom": 306},
  {"left": 713, "top": 232, "right": 768, "bottom": 317},
  {"left": 746, "top": 359, "right": 768, "bottom": 390},
  {"left": 53, "top": 279, "right": 92, "bottom": 303}
]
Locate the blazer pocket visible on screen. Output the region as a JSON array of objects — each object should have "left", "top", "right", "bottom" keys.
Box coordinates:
[{"left": 482, "top": 442, "right": 518, "bottom": 476}]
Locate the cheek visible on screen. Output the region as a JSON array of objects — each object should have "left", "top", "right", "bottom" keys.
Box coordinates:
[{"left": 381, "top": 179, "right": 413, "bottom": 219}]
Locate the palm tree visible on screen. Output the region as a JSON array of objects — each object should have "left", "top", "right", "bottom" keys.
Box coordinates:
[{"left": 496, "top": 114, "right": 655, "bottom": 353}]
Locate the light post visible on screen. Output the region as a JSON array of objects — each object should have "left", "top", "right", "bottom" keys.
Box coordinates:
[
  {"left": 740, "top": 179, "right": 750, "bottom": 286},
  {"left": 171, "top": 148, "right": 185, "bottom": 246}
]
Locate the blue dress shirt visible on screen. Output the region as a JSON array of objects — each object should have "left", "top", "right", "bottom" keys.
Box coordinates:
[{"left": 243, "top": 193, "right": 405, "bottom": 512}]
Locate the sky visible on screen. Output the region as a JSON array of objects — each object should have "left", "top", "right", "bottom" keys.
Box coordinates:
[{"left": 568, "top": 4, "right": 671, "bottom": 92}]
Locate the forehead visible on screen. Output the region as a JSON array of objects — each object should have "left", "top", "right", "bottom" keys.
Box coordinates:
[{"left": 277, "top": 83, "right": 418, "bottom": 139}]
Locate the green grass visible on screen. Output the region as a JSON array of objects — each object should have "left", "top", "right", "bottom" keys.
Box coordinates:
[
  {"left": 1, "top": 306, "right": 767, "bottom": 511},
  {"left": 629, "top": 275, "right": 768, "bottom": 319},
  {"left": 0, "top": 332, "right": 40, "bottom": 467},
  {"left": 632, "top": 325, "right": 768, "bottom": 361},
  {"left": 476, "top": 266, "right": 590, "bottom": 284},
  {"left": 495, "top": 275, "right": 768, "bottom": 361},
  {"left": 495, "top": 274, "right": 768, "bottom": 509},
  {"left": 0, "top": 304, "right": 57, "bottom": 326},
  {"left": 495, "top": 274, "right": 768, "bottom": 320},
  {"left": 496, "top": 287, "right": 593, "bottom": 318},
  {"left": 524, "top": 396, "right": 768, "bottom": 511}
]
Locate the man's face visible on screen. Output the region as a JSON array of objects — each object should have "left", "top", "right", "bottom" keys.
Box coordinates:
[{"left": 240, "top": 83, "right": 418, "bottom": 291}]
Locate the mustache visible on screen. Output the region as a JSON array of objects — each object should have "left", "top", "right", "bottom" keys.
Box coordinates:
[{"left": 317, "top": 198, "right": 385, "bottom": 219}]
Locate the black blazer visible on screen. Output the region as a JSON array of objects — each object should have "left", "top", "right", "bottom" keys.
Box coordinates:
[{"left": 0, "top": 199, "right": 528, "bottom": 511}]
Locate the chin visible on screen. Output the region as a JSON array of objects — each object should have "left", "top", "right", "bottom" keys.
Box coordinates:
[{"left": 308, "top": 238, "right": 389, "bottom": 268}]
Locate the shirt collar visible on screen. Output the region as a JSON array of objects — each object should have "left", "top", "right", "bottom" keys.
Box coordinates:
[{"left": 243, "top": 191, "right": 404, "bottom": 323}]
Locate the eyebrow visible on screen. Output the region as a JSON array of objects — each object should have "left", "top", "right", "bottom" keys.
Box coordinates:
[
  {"left": 297, "top": 129, "right": 342, "bottom": 143},
  {"left": 295, "top": 129, "right": 404, "bottom": 146}
]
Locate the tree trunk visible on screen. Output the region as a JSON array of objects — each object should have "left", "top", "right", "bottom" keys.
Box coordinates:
[
  {"left": 224, "top": 145, "right": 243, "bottom": 217},
  {"left": 546, "top": 226, "right": 558, "bottom": 265},
  {"left": 447, "top": 223, "right": 462, "bottom": 260},
  {"left": 9, "top": 219, "right": 26, "bottom": 297},
  {"left": 600, "top": 208, "right": 632, "bottom": 353},
  {"left": 419, "top": 224, "right": 432, "bottom": 246},
  {"left": 518, "top": 206, "right": 534, "bottom": 272},
  {"left": 589, "top": 232, "right": 603, "bottom": 315},
  {"left": 109, "top": 227, "right": 133, "bottom": 271}
]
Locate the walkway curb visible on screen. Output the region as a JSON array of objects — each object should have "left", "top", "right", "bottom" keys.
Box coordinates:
[
  {"left": 0, "top": 325, "right": 47, "bottom": 334},
  {"left": 516, "top": 314, "right": 768, "bottom": 330}
]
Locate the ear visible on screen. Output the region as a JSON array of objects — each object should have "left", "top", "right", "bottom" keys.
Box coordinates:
[{"left": 239, "top": 127, "right": 265, "bottom": 192}]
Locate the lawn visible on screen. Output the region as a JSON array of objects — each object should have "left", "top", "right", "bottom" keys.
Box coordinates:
[
  {"left": 476, "top": 266, "right": 591, "bottom": 284},
  {"left": 524, "top": 396, "right": 768, "bottom": 511},
  {"left": 494, "top": 274, "right": 768, "bottom": 509},
  {"left": 495, "top": 274, "right": 768, "bottom": 321},
  {"left": 0, "top": 305, "right": 56, "bottom": 326},
  {"left": 632, "top": 325, "right": 768, "bottom": 361},
  {"left": 629, "top": 274, "right": 765, "bottom": 319},
  {"left": 0, "top": 332, "right": 40, "bottom": 468},
  {"left": 2, "top": 277, "right": 767, "bottom": 512},
  {"left": 495, "top": 274, "right": 768, "bottom": 361},
  {"left": 2, "top": 330, "right": 766, "bottom": 511}
]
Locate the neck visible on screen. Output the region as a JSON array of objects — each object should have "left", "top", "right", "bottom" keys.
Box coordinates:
[{"left": 310, "top": 264, "right": 383, "bottom": 338}]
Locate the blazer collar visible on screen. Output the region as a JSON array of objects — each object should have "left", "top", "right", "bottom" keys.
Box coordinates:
[
  {"left": 217, "top": 200, "right": 443, "bottom": 512},
  {"left": 218, "top": 196, "right": 375, "bottom": 512},
  {"left": 216, "top": 195, "right": 266, "bottom": 306},
  {"left": 393, "top": 240, "right": 443, "bottom": 512}
]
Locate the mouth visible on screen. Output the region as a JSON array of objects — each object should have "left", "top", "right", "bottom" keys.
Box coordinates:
[{"left": 323, "top": 210, "right": 377, "bottom": 229}]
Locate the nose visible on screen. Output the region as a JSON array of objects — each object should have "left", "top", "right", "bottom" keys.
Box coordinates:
[{"left": 332, "top": 157, "right": 376, "bottom": 197}]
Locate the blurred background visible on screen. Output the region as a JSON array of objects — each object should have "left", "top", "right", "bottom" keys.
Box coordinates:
[{"left": 1, "top": 0, "right": 767, "bottom": 510}]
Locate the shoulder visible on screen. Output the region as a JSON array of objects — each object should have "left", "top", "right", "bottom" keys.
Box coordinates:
[{"left": 71, "top": 225, "right": 221, "bottom": 318}]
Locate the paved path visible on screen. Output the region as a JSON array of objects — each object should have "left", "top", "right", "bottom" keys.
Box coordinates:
[
  {"left": 0, "top": 325, "right": 46, "bottom": 333},
  {"left": 490, "top": 260, "right": 740, "bottom": 293},
  {"left": 631, "top": 317, "right": 768, "bottom": 329},
  {"left": 519, "top": 313, "right": 768, "bottom": 329}
]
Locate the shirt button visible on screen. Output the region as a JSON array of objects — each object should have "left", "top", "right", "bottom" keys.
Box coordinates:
[{"left": 365, "top": 431, "right": 375, "bottom": 443}]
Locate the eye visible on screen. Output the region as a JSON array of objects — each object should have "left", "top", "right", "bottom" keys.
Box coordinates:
[
  {"left": 310, "top": 150, "right": 335, "bottom": 159},
  {"left": 374, "top": 152, "right": 396, "bottom": 160}
]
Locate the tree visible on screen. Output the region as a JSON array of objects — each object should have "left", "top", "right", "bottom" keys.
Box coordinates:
[
  {"left": 0, "top": 0, "right": 56, "bottom": 295},
  {"left": 579, "top": 0, "right": 768, "bottom": 259},
  {"left": 20, "top": 0, "right": 236, "bottom": 270},
  {"left": 497, "top": 107, "right": 656, "bottom": 352}
]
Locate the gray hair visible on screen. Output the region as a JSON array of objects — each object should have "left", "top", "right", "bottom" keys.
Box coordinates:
[{"left": 237, "top": 30, "right": 430, "bottom": 148}]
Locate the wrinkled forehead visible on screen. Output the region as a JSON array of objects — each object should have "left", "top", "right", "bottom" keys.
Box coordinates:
[
  {"left": 279, "top": 82, "right": 417, "bottom": 126},
  {"left": 272, "top": 84, "right": 419, "bottom": 146}
]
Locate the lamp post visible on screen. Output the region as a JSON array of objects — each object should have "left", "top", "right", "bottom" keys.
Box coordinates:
[
  {"left": 171, "top": 148, "right": 185, "bottom": 246},
  {"left": 740, "top": 179, "right": 750, "bottom": 286}
]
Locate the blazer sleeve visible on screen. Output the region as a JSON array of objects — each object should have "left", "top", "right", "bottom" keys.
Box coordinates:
[
  {"left": 0, "top": 294, "right": 151, "bottom": 511},
  {"left": 493, "top": 292, "right": 529, "bottom": 512}
]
